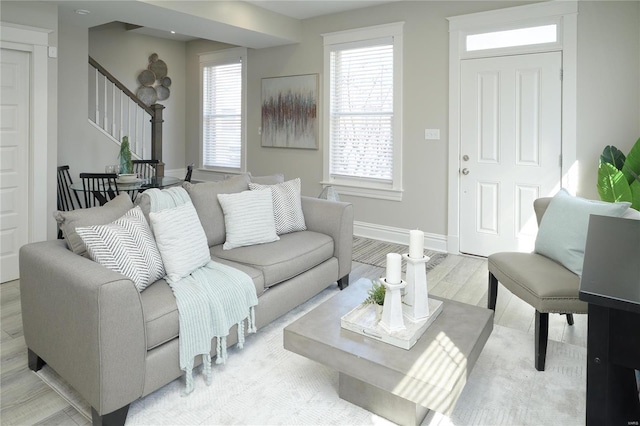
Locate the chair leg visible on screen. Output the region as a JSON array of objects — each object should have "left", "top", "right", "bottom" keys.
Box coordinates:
[
  {"left": 535, "top": 310, "right": 549, "bottom": 371},
  {"left": 488, "top": 272, "right": 498, "bottom": 310},
  {"left": 566, "top": 313, "right": 574, "bottom": 326}
]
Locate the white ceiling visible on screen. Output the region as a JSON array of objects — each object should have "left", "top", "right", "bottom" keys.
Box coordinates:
[
  {"left": 55, "top": 0, "right": 400, "bottom": 48},
  {"left": 245, "top": 0, "right": 398, "bottom": 20}
]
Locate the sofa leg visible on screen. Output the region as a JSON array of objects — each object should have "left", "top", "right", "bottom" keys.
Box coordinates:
[
  {"left": 565, "top": 313, "right": 575, "bottom": 326},
  {"left": 488, "top": 272, "right": 498, "bottom": 310},
  {"left": 337, "top": 275, "right": 349, "bottom": 290},
  {"left": 91, "top": 404, "right": 129, "bottom": 426},
  {"left": 28, "top": 348, "right": 46, "bottom": 372},
  {"left": 535, "top": 311, "right": 549, "bottom": 371}
]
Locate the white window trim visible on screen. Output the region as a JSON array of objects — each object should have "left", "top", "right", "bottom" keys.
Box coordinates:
[
  {"left": 322, "top": 22, "right": 404, "bottom": 202},
  {"left": 446, "top": 1, "right": 578, "bottom": 254},
  {"left": 199, "top": 47, "right": 247, "bottom": 174}
]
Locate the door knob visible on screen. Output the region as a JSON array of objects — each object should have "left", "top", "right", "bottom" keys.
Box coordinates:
[{"left": 462, "top": 168, "right": 470, "bottom": 175}]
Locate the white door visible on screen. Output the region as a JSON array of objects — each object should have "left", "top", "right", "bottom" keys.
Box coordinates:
[
  {"left": 459, "top": 52, "right": 562, "bottom": 256},
  {"left": 1, "top": 48, "right": 30, "bottom": 283}
]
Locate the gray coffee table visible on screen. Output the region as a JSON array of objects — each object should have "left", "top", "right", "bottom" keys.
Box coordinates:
[{"left": 284, "top": 277, "right": 493, "bottom": 425}]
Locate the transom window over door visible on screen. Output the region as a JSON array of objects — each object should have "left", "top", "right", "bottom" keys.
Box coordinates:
[
  {"left": 322, "top": 22, "right": 404, "bottom": 201},
  {"left": 200, "top": 48, "right": 247, "bottom": 172}
]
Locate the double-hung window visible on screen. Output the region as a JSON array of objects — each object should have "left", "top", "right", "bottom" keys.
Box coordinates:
[
  {"left": 323, "top": 23, "right": 404, "bottom": 201},
  {"left": 200, "top": 48, "right": 247, "bottom": 172}
]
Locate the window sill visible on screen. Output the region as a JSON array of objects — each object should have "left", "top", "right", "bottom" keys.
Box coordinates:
[{"left": 320, "top": 181, "right": 403, "bottom": 201}]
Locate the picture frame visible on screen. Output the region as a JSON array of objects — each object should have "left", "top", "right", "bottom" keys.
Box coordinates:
[{"left": 261, "top": 74, "right": 319, "bottom": 149}]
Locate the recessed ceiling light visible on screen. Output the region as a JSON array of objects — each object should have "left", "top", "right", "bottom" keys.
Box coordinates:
[
  {"left": 170, "top": 31, "right": 176, "bottom": 34},
  {"left": 75, "top": 9, "right": 90, "bottom": 15}
]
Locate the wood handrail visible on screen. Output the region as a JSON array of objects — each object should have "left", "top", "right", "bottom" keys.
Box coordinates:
[{"left": 89, "top": 56, "right": 154, "bottom": 115}]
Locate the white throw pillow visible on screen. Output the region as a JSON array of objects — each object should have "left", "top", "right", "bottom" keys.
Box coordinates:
[
  {"left": 217, "top": 189, "right": 280, "bottom": 250},
  {"left": 535, "top": 189, "right": 631, "bottom": 276},
  {"left": 76, "top": 206, "right": 165, "bottom": 292},
  {"left": 149, "top": 201, "right": 211, "bottom": 282},
  {"left": 249, "top": 178, "right": 306, "bottom": 235}
]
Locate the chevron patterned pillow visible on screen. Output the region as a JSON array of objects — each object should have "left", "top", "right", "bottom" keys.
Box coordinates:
[
  {"left": 76, "top": 206, "right": 165, "bottom": 292},
  {"left": 249, "top": 178, "right": 307, "bottom": 235}
]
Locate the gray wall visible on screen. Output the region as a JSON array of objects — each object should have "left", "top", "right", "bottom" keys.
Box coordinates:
[
  {"left": 89, "top": 23, "right": 187, "bottom": 172},
  {"left": 57, "top": 21, "right": 189, "bottom": 180},
  {"left": 577, "top": 1, "right": 640, "bottom": 200},
  {"left": 3, "top": 0, "right": 639, "bottom": 243},
  {"left": 230, "top": 1, "right": 640, "bottom": 239},
  {"left": 1, "top": 1, "right": 59, "bottom": 239}
]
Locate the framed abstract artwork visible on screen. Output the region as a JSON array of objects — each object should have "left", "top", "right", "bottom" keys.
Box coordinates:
[{"left": 261, "top": 74, "right": 318, "bottom": 149}]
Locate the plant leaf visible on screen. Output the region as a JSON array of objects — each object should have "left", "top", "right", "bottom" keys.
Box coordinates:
[
  {"left": 597, "top": 162, "right": 632, "bottom": 203},
  {"left": 622, "top": 137, "right": 640, "bottom": 185},
  {"left": 600, "top": 145, "right": 626, "bottom": 170},
  {"left": 629, "top": 178, "right": 640, "bottom": 211}
]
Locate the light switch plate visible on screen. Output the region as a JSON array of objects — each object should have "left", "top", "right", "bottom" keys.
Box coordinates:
[{"left": 425, "top": 129, "right": 440, "bottom": 140}]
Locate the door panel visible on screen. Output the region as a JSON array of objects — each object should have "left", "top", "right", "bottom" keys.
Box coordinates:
[
  {"left": 460, "top": 52, "right": 562, "bottom": 256},
  {"left": 1, "top": 49, "right": 30, "bottom": 283}
]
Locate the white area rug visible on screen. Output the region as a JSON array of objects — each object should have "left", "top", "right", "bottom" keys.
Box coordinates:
[{"left": 36, "top": 286, "right": 586, "bottom": 425}]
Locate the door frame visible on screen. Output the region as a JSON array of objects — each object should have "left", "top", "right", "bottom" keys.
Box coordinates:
[
  {"left": 1, "top": 22, "right": 51, "bottom": 244},
  {"left": 446, "top": 1, "right": 578, "bottom": 255}
]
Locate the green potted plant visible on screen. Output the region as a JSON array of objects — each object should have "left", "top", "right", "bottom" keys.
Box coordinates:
[
  {"left": 363, "top": 279, "right": 385, "bottom": 321},
  {"left": 119, "top": 136, "right": 133, "bottom": 175},
  {"left": 597, "top": 137, "right": 640, "bottom": 211}
]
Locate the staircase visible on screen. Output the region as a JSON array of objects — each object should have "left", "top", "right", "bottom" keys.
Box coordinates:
[{"left": 88, "top": 56, "right": 164, "bottom": 176}]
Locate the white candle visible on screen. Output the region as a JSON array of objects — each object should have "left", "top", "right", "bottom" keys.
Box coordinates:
[
  {"left": 386, "top": 253, "right": 402, "bottom": 284},
  {"left": 409, "top": 229, "right": 424, "bottom": 259}
]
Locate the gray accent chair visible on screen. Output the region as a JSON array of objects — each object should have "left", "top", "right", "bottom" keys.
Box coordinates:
[{"left": 487, "top": 197, "right": 588, "bottom": 371}]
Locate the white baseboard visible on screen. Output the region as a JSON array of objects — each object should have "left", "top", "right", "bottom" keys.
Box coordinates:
[{"left": 354, "top": 221, "right": 448, "bottom": 253}]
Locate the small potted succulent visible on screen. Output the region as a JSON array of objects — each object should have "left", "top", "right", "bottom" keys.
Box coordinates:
[{"left": 363, "top": 279, "right": 385, "bottom": 321}]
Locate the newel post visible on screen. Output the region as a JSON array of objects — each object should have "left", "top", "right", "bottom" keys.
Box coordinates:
[{"left": 150, "top": 104, "right": 165, "bottom": 177}]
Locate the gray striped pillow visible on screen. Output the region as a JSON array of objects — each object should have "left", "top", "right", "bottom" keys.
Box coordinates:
[
  {"left": 217, "top": 189, "right": 280, "bottom": 250},
  {"left": 249, "top": 178, "right": 306, "bottom": 235},
  {"left": 76, "top": 206, "right": 165, "bottom": 292}
]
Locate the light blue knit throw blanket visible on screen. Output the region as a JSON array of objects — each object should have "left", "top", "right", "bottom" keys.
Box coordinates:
[{"left": 145, "top": 187, "right": 258, "bottom": 395}]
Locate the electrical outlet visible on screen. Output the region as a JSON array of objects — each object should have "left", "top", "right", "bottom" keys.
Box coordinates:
[{"left": 425, "top": 129, "right": 440, "bottom": 140}]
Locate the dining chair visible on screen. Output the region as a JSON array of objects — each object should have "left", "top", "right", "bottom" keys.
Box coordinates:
[
  {"left": 56, "top": 165, "right": 83, "bottom": 238},
  {"left": 185, "top": 163, "right": 194, "bottom": 182},
  {"left": 132, "top": 159, "right": 159, "bottom": 179},
  {"left": 79, "top": 173, "right": 120, "bottom": 207}
]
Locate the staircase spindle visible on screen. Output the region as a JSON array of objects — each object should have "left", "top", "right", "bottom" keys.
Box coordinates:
[
  {"left": 103, "top": 74, "right": 108, "bottom": 131},
  {"left": 95, "top": 68, "right": 99, "bottom": 125}
]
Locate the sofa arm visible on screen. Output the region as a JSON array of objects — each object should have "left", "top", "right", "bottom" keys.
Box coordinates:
[
  {"left": 301, "top": 196, "right": 353, "bottom": 281},
  {"left": 19, "top": 240, "right": 146, "bottom": 416}
]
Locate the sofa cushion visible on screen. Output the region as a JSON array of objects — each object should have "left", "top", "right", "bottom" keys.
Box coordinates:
[
  {"left": 211, "top": 231, "right": 334, "bottom": 288},
  {"left": 140, "top": 278, "right": 179, "bottom": 350},
  {"left": 76, "top": 206, "right": 165, "bottom": 292},
  {"left": 141, "top": 259, "right": 264, "bottom": 351},
  {"left": 183, "top": 174, "right": 250, "bottom": 247},
  {"left": 55, "top": 193, "right": 133, "bottom": 257},
  {"left": 249, "top": 178, "right": 307, "bottom": 235}
]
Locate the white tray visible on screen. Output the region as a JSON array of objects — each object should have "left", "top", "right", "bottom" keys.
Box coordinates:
[{"left": 341, "top": 298, "right": 443, "bottom": 350}]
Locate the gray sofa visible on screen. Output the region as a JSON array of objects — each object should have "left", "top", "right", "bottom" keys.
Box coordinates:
[{"left": 19, "top": 175, "right": 353, "bottom": 425}]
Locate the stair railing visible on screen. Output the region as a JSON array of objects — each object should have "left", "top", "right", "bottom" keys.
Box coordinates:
[{"left": 88, "top": 56, "right": 164, "bottom": 176}]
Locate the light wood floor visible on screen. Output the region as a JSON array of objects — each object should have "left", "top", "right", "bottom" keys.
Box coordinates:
[{"left": 0, "top": 254, "right": 587, "bottom": 425}]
